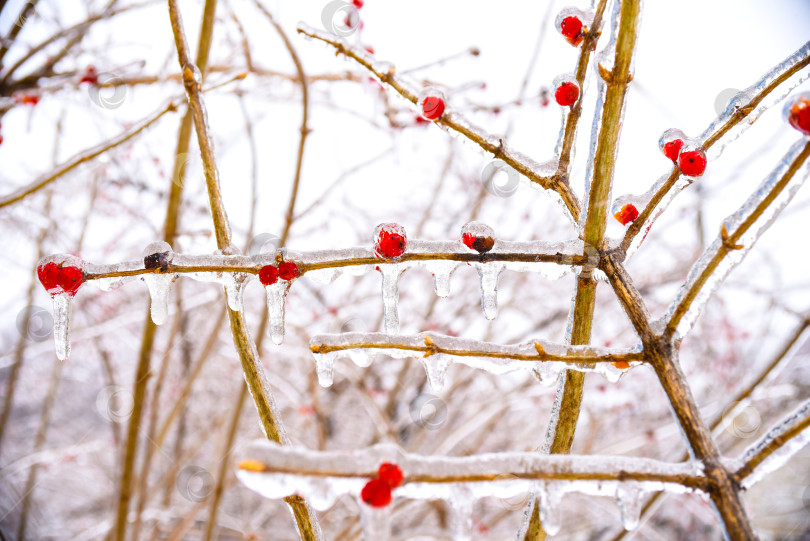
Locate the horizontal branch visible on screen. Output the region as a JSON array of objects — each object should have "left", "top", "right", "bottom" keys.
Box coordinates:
[
  {"left": 309, "top": 331, "right": 643, "bottom": 390},
  {"left": 0, "top": 100, "right": 178, "bottom": 208},
  {"left": 236, "top": 441, "right": 710, "bottom": 511},
  {"left": 296, "top": 24, "right": 581, "bottom": 222},
  {"left": 734, "top": 398, "right": 810, "bottom": 489},
  {"left": 663, "top": 140, "right": 810, "bottom": 338},
  {"left": 619, "top": 41, "right": 810, "bottom": 256}
]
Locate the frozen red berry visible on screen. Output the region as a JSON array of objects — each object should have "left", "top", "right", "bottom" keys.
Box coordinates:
[
  {"left": 364, "top": 45, "right": 375, "bottom": 55},
  {"left": 786, "top": 93, "right": 810, "bottom": 136},
  {"left": 352, "top": 0, "right": 364, "bottom": 8},
  {"left": 278, "top": 261, "right": 299, "bottom": 281},
  {"left": 15, "top": 94, "right": 39, "bottom": 106},
  {"left": 80, "top": 65, "right": 98, "bottom": 85},
  {"left": 38, "top": 259, "right": 83, "bottom": 296},
  {"left": 554, "top": 81, "right": 579, "bottom": 107},
  {"left": 144, "top": 251, "right": 171, "bottom": 271},
  {"left": 461, "top": 222, "right": 495, "bottom": 254},
  {"left": 361, "top": 479, "right": 392, "bottom": 507},
  {"left": 678, "top": 149, "right": 707, "bottom": 177},
  {"left": 613, "top": 203, "right": 639, "bottom": 225},
  {"left": 658, "top": 128, "right": 687, "bottom": 162},
  {"left": 374, "top": 223, "right": 407, "bottom": 259},
  {"left": 378, "top": 463, "right": 403, "bottom": 488},
  {"left": 560, "top": 16, "right": 584, "bottom": 45},
  {"left": 421, "top": 95, "right": 445, "bottom": 121},
  {"left": 259, "top": 265, "right": 279, "bottom": 286},
  {"left": 663, "top": 139, "right": 683, "bottom": 162}
]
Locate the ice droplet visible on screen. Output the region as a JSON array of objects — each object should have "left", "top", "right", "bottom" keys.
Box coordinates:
[
  {"left": 52, "top": 293, "right": 73, "bottom": 361},
  {"left": 473, "top": 262, "right": 504, "bottom": 320},
  {"left": 265, "top": 281, "right": 290, "bottom": 345},
  {"left": 538, "top": 483, "right": 563, "bottom": 535},
  {"left": 422, "top": 353, "right": 453, "bottom": 392},
  {"left": 425, "top": 260, "right": 458, "bottom": 298},
  {"left": 224, "top": 274, "right": 247, "bottom": 312},
  {"left": 617, "top": 485, "right": 644, "bottom": 531},
  {"left": 359, "top": 502, "right": 392, "bottom": 541},
  {"left": 142, "top": 274, "right": 171, "bottom": 325},
  {"left": 379, "top": 264, "right": 405, "bottom": 334},
  {"left": 313, "top": 351, "right": 337, "bottom": 387}
]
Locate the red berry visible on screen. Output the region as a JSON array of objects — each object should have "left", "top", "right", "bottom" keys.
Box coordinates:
[
  {"left": 0, "top": 134, "right": 3, "bottom": 145},
  {"left": 37, "top": 262, "right": 60, "bottom": 292},
  {"left": 378, "top": 463, "right": 403, "bottom": 488},
  {"left": 421, "top": 96, "right": 445, "bottom": 121},
  {"left": 80, "top": 65, "right": 98, "bottom": 85},
  {"left": 554, "top": 82, "right": 579, "bottom": 107},
  {"left": 678, "top": 149, "right": 707, "bottom": 177},
  {"left": 258, "top": 265, "right": 279, "bottom": 286},
  {"left": 787, "top": 95, "right": 810, "bottom": 136},
  {"left": 663, "top": 139, "right": 683, "bottom": 162},
  {"left": 352, "top": 0, "right": 364, "bottom": 8},
  {"left": 278, "top": 261, "right": 299, "bottom": 281},
  {"left": 560, "top": 16, "right": 584, "bottom": 46},
  {"left": 361, "top": 479, "right": 392, "bottom": 507},
  {"left": 364, "top": 45, "right": 375, "bottom": 55},
  {"left": 58, "top": 266, "right": 83, "bottom": 295},
  {"left": 613, "top": 203, "right": 639, "bottom": 225},
  {"left": 16, "top": 94, "right": 39, "bottom": 106},
  {"left": 374, "top": 223, "right": 407, "bottom": 259}
]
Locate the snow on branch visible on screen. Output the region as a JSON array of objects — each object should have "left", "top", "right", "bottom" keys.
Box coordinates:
[
  {"left": 617, "top": 41, "right": 810, "bottom": 258},
  {"left": 734, "top": 398, "right": 810, "bottom": 489},
  {"left": 662, "top": 140, "right": 810, "bottom": 339},
  {"left": 295, "top": 23, "right": 582, "bottom": 223},
  {"left": 235, "top": 441, "right": 708, "bottom": 537},
  {"left": 309, "top": 331, "right": 643, "bottom": 391}
]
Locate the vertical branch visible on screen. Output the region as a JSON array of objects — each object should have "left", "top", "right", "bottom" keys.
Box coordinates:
[{"left": 166, "top": 2, "right": 321, "bottom": 539}]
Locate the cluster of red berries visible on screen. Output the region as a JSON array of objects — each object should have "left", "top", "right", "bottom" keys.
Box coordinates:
[
  {"left": 786, "top": 92, "right": 810, "bottom": 136},
  {"left": 37, "top": 260, "right": 84, "bottom": 296},
  {"left": 659, "top": 129, "right": 707, "bottom": 177},
  {"left": 374, "top": 222, "right": 497, "bottom": 259},
  {"left": 80, "top": 65, "right": 99, "bottom": 85},
  {"left": 360, "top": 462, "right": 403, "bottom": 507},
  {"left": 258, "top": 261, "right": 300, "bottom": 286}
]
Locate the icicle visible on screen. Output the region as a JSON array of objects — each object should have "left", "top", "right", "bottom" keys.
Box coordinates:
[
  {"left": 142, "top": 274, "right": 171, "bottom": 325},
  {"left": 265, "top": 281, "right": 290, "bottom": 345},
  {"left": 359, "top": 502, "right": 392, "bottom": 541},
  {"left": 421, "top": 353, "right": 453, "bottom": 392},
  {"left": 425, "top": 261, "right": 458, "bottom": 298},
  {"left": 533, "top": 362, "right": 562, "bottom": 387},
  {"left": 379, "top": 265, "right": 405, "bottom": 334},
  {"left": 313, "top": 351, "right": 337, "bottom": 387},
  {"left": 51, "top": 293, "right": 73, "bottom": 361},
  {"left": 224, "top": 274, "right": 247, "bottom": 312},
  {"left": 474, "top": 262, "right": 504, "bottom": 320},
  {"left": 538, "top": 482, "right": 563, "bottom": 536},
  {"left": 448, "top": 486, "right": 474, "bottom": 541},
  {"left": 616, "top": 485, "right": 644, "bottom": 531}
]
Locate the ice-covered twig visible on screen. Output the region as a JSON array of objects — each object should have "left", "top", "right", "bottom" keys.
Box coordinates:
[
  {"left": 309, "top": 332, "right": 644, "bottom": 389},
  {"left": 734, "top": 399, "right": 810, "bottom": 489},
  {"left": 619, "top": 41, "right": 810, "bottom": 257},
  {"left": 295, "top": 24, "right": 581, "bottom": 222},
  {"left": 663, "top": 140, "right": 810, "bottom": 339}
]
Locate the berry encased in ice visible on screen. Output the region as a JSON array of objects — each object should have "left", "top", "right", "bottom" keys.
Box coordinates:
[
  {"left": 259, "top": 265, "right": 280, "bottom": 286},
  {"left": 279, "top": 261, "right": 300, "bottom": 281},
  {"left": 374, "top": 223, "right": 407, "bottom": 259},
  {"left": 361, "top": 479, "right": 392, "bottom": 507},
  {"left": 554, "top": 82, "right": 579, "bottom": 107},
  {"left": 678, "top": 149, "right": 707, "bottom": 177},
  {"left": 378, "top": 463, "right": 403, "bottom": 488}
]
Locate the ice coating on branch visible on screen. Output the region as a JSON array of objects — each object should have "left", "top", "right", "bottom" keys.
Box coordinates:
[
  {"left": 699, "top": 41, "right": 810, "bottom": 159},
  {"left": 473, "top": 262, "right": 504, "bottom": 320},
  {"left": 378, "top": 264, "right": 405, "bottom": 334},
  {"left": 236, "top": 441, "right": 705, "bottom": 539},
  {"left": 265, "top": 282, "right": 290, "bottom": 345},
  {"left": 359, "top": 504, "right": 391, "bottom": 541},
  {"left": 737, "top": 398, "right": 810, "bottom": 489},
  {"left": 661, "top": 139, "right": 810, "bottom": 337},
  {"left": 52, "top": 293, "right": 73, "bottom": 361},
  {"left": 309, "top": 332, "right": 642, "bottom": 390}
]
